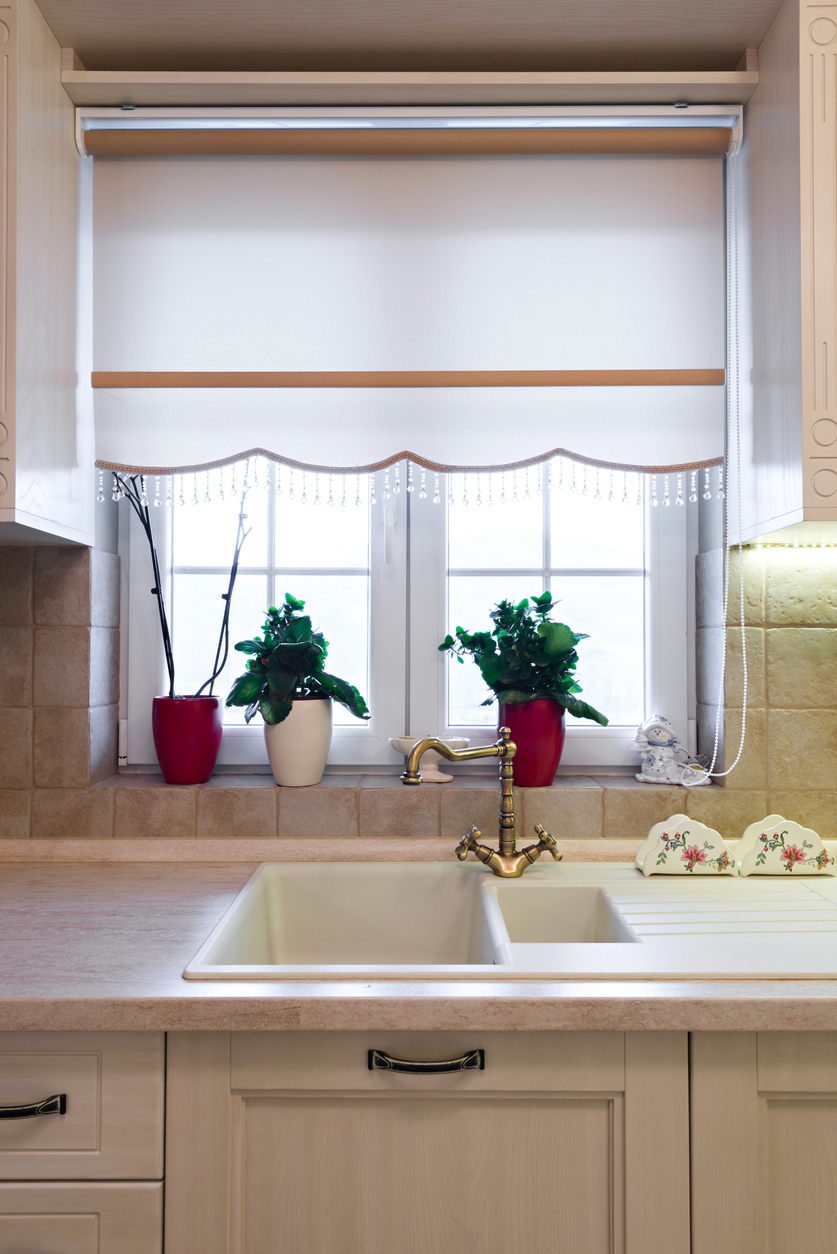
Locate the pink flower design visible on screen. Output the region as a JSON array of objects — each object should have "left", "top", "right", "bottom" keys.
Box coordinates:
[
  {"left": 781, "top": 844, "right": 806, "bottom": 869},
  {"left": 682, "top": 845, "right": 707, "bottom": 871}
]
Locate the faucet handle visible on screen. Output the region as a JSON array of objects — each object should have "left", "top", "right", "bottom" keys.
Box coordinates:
[
  {"left": 455, "top": 825, "right": 482, "bottom": 861},
  {"left": 533, "top": 823, "right": 563, "bottom": 862}
]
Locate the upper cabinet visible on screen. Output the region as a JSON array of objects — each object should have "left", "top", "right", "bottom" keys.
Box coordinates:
[
  {"left": 0, "top": 0, "right": 93, "bottom": 546},
  {"left": 742, "top": 0, "right": 837, "bottom": 541}
]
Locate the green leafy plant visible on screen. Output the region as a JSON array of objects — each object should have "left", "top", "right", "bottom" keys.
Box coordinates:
[
  {"left": 439, "top": 591, "right": 608, "bottom": 726},
  {"left": 226, "top": 593, "right": 370, "bottom": 726}
]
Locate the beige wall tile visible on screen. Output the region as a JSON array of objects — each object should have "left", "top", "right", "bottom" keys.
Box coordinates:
[
  {"left": 89, "top": 628, "right": 119, "bottom": 707},
  {"left": 197, "top": 787, "right": 277, "bottom": 838},
  {"left": 89, "top": 705, "right": 118, "bottom": 785},
  {"left": 766, "top": 628, "right": 837, "bottom": 708},
  {"left": 723, "top": 707, "right": 767, "bottom": 790},
  {"left": 725, "top": 627, "right": 765, "bottom": 708},
  {"left": 114, "top": 787, "right": 197, "bottom": 839},
  {"left": 765, "top": 549, "right": 837, "bottom": 626},
  {"left": 766, "top": 791, "right": 837, "bottom": 840},
  {"left": 684, "top": 788, "right": 767, "bottom": 843},
  {"left": 32, "top": 627, "right": 90, "bottom": 708},
  {"left": 90, "top": 550, "right": 120, "bottom": 628},
  {"left": 33, "top": 709, "right": 89, "bottom": 788},
  {"left": 726, "top": 548, "right": 766, "bottom": 626},
  {"left": 31, "top": 788, "right": 113, "bottom": 838},
  {"left": 0, "top": 709, "right": 32, "bottom": 788},
  {"left": 440, "top": 786, "right": 522, "bottom": 843},
  {"left": 278, "top": 786, "right": 359, "bottom": 838},
  {"left": 696, "top": 549, "right": 724, "bottom": 629},
  {"left": 696, "top": 627, "right": 764, "bottom": 710},
  {"left": 0, "top": 548, "right": 32, "bottom": 627},
  {"left": 359, "top": 786, "right": 440, "bottom": 839},
  {"left": 521, "top": 786, "right": 603, "bottom": 840},
  {"left": 0, "top": 791, "right": 29, "bottom": 838},
  {"left": 0, "top": 627, "right": 31, "bottom": 707},
  {"left": 33, "top": 548, "right": 90, "bottom": 627},
  {"left": 697, "top": 701, "right": 724, "bottom": 763},
  {"left": 603, "top": 785, "right": 687, "bottom": 840},
  {"left": 767, "top": 709, "right": 837, "bottom": 790}
]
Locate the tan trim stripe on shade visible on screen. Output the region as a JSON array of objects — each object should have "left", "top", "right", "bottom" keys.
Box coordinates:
[
  {"left": 83, "top": 127, "right": 732, "bottom": 159},
  {"left": 92, "top": 368, "right": 725, "bottom": 389}
]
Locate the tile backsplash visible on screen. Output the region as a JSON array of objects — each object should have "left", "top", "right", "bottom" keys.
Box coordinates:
[{"left": 0, "top": 542, "right": 835, "bottom": 853}]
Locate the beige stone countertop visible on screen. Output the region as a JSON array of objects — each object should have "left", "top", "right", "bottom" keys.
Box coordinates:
[{"left": 1, "top": 861, "right": 837, "bottom": 1032}]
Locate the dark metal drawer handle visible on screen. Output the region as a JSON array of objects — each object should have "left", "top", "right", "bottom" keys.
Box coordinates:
[
  {"left": 0, "top": 1094, "right": 66, "bottom": 1120},
  {"left": 368, "top": 1049, "right": 484, "bottom": 1074}
]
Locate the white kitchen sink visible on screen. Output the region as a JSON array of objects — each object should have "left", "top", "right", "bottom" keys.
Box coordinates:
[{"left": 184, "top": 860, "right": 837, "bottom": 981}]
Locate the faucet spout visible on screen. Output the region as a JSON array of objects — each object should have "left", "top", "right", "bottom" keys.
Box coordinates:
[
  {"left": 400, "top": 728, "right": 562, "bottom": 876},
  {"left": 401, "top": 727, "right": 517, "bottom": 857}
]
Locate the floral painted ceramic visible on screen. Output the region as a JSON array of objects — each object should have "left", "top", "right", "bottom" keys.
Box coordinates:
[
  {"left": 635, "top": 815, "right": 736, "bottom": 877},
  {"left": 733, "top": 815, "right": 836, "bottom": 876}
]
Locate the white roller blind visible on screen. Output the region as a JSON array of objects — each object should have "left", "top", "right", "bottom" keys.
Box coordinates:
[{"left": 93, "top": 152, "right": 725, "bottom": 473}]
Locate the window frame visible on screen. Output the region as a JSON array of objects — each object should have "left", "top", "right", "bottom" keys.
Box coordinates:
[{"left": 121, "top": 467, "right": 693, "bottom": 772}]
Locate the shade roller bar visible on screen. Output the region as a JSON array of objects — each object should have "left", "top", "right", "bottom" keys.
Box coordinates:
[{"left": 82, "top": 126, "right": 732, "bottom": 158}]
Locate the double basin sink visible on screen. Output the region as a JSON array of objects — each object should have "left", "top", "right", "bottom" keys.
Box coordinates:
[{"left": 185, "top": 860, "right": 837, "bottom": 981}]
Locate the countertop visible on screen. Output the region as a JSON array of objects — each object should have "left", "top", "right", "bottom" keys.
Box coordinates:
[{"left": 2, "top": 862, "right": 837, "bottom": 1032}]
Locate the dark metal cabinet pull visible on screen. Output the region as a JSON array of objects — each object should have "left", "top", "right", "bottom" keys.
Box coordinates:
[
  {"left": 368, "top": 1049, "right": 484, "bottom": 1074},
  {"left": 0, "top": 1093, "right": 66, "bottom": 1120}
]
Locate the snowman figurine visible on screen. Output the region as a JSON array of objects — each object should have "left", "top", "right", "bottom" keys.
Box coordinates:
[{"left": 633, "top": 714, "right": 710, "bottom": 786}]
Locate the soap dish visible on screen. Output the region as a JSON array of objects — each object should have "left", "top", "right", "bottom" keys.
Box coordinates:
[
  {"left": 732, "top": 815, "right": 836, "bottom": 876},
  {"left": 635, "top": 814, "right": 736, "bottom": 877}
]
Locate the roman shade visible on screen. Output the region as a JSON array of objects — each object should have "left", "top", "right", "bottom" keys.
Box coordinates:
[{"left": 92, "top": 120, "right": 729, "bottom": 481}]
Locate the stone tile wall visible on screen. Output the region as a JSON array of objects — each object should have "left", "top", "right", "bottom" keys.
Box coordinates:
[
  {"left": 0, "top": 546, "right": 120, "bottom": 837},
  {"left": 696, "top": 546, "right": 837, "bottom": 838}
]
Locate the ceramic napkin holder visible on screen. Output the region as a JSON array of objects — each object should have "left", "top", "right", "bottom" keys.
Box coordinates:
[
  {"left": 732, "top": 815, "right": 836, "bottom": 876},
  {"left": 635, "top": 813, "right": 737, "bottom": 877}
]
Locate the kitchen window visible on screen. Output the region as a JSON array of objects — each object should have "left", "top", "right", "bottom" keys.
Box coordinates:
[{"left": 120, "top": 460, "right": 694, "bottom": 771}]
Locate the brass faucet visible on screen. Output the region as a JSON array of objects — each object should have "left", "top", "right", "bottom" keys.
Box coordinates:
[{"left": 400, "top": 726, "right": 562, "bottom": 878}]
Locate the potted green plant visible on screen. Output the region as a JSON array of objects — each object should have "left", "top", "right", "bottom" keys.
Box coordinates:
[
  {"left": 226, "top": 593, "right": 370, "bottom": 786},
  {"left": 439, "top": 592, "right": 608, "bottom": 786}
]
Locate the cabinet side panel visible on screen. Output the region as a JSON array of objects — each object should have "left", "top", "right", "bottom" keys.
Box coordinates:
[
  {"left": 741, "top": 0, "right": 804, "bottom": 538},
  {"left": 13, "top": 0, "right": 91, "bottom": 541},
  {"left": 624, "top": 1032, "right": 690, "bottom": 1254},
  {"left": 0, "top": 0, "right": 16, "bottom": 512},
  {"left": 165, "top": 1032, "right": 230, "bottom": 1254},
  {"left": 690, "top": 1032, "right": 759, "bottom": 1254}
]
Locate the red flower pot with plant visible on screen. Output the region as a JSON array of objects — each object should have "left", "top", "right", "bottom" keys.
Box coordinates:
[{"left": 439, "top": 591, "right": 608, "bottom": 787}]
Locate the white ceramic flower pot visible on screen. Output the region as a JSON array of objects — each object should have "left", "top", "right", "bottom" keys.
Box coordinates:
[{"left": 264, "top": 697, "right": 333, "bottom": 787}]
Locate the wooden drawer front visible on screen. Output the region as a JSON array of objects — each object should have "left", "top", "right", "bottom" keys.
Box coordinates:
[
  {"left": 231, "top": 1030, "right": 625, "bottom": 1093},
  {"left": 0, "top": 1182, "right": 162, "bottom": 1253},
  {"left": 0, "top": 1032, "right": 164, "bottom": 1180}
]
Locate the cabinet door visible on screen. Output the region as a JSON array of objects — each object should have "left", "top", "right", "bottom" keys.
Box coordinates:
[
  {"left": 0, "top": 1182, "right": 162, "bottom": 1253},
  {"left": 0, "top": 1032, "right": 164, "bottom": 1180},
  {"left": 166, "top": 1030, "right": 690, "bottom": 1254},
  {"left": 692, "top": 1031, "right": 837, "bottom": 1254}
]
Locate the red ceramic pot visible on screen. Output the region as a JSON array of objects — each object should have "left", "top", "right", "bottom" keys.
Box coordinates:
[
  {"left": 152, "top": 695, "right": 223, "bottom": 785},
  {"left": 498, "top": 699, "right": 566, "bottom": 787}
]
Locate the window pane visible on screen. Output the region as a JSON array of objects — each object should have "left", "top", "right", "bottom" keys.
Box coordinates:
[
  {"left": 448, "top": 484, "right": 542, "bottom": 569},
  {"left": 276, "top": 481, "right": 369, "bottom": 568},
  {"left": 173, "top": 485, "right": 270, "bottom": 568},
  {"left": 550, "top": 486, "right": 644, "bottom": 570},
  {"left": 548, "top": 575, "right": 644, "bottom": 726},
  {"left": 447, "top": 575, "right": 537, "bottom": 727},
  {"left": 171, "top": 573, "right": 269, "bottom": 725},
  {"left": 279, "top": 574, "right": 369, "bottom": 727}
]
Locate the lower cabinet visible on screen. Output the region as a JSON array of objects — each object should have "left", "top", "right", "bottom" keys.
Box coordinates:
[
  {"left": 0, "top": 1182, "right": 163, "bottom": 1253},
  {"left": 691, "top": 1032, "right": 837, "bottom": 1254},
  {"left": 0, "top": 1032, "right": 164, "bottom": 1254},
  {"left": 165, "top": 1030, "right": 691, "bottom": 1254}
]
